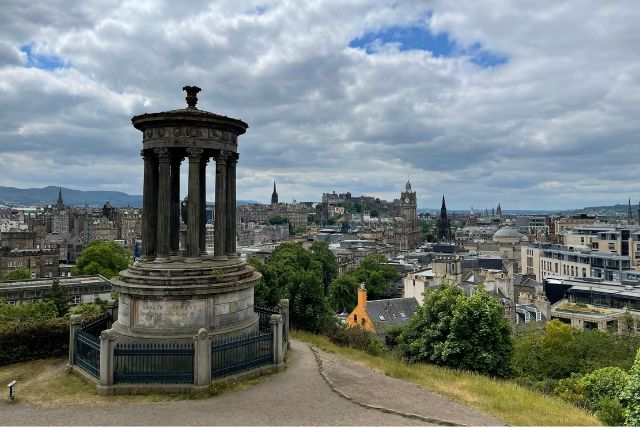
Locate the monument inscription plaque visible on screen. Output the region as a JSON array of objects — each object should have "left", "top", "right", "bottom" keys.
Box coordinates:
[{"left": 134, "top": 300, "right": 206, "bottom": 329}]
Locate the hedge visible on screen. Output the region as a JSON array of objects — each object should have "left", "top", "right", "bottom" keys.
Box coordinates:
[{"left": 0, "top": 318, "right": 69, "bottom": 365}]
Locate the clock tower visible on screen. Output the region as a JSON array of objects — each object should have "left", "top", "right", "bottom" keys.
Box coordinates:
[{"left": 400, "top": 180, "right": 417, "bottom": 222}]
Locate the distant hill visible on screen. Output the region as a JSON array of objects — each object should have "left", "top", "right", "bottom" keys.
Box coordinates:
[
  {"left": 562, "top": 203, "right": 638, "bottom": 218},
  {"left": 0, "top": 186, "right": 258, "bottom": 208}
]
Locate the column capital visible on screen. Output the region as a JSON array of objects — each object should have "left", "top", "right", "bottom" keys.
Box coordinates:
[
  {"left": 140, "top": 149, "right": 155, "bottom": 162},
  {"left": 187, "top": 147, "right": 204, "bottom": 161},
  {"left": 170, "top": 152, "right": 184, "bottom": 165},
  {"left": 228, "top": 153, "right": 239, "bottom": 166},
  {"left": 214, "top": 150, "right": 229, "bottom": 164},
  {"left": 154, "top": 147, "right": 171, "bottom": 162}
]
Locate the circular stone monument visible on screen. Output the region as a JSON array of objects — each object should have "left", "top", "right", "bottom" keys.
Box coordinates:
[{"left": 110, "top": 86, "right": 261, "bottom": 341}]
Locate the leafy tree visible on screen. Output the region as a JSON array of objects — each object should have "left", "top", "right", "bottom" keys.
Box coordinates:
[
  {"left": 250, "top": 243, "right": 331, "bottom": 331},
  {"left": 44, "top": 279, "right": 70, "bottom": 316},
  {"left": 268, "top": 215, "right": 287, "bottom": 225},
  {"left": 345, "top": 254, "right": 399, "bottom": 300},
  {"left": 401, "top": 284, "right": 514, "bottom": 378},
  {"left": 67, "top": 298, "right": 107, "bottom": 320},
  {"left": 340, "top": 221, "right": 350, "bottom": 234},
  {"left": 328, "top": 275, "right": 358, "bottom": 313},
  {"left": 621, "top": 348, "right": 640, "bottom": 426},
  {"left": 72, "top": 241, "right": 130, "bottom": 278},
  {"left": 514, "top": 320, "right": 640, "bottom": 381},
  {"left": 290, "top": 270, "right": 331, "bottom": 333},
  {"left": 0, "top": 299, "right": 58, "bottom": 322},
  {"left": 309, "top": 241, "right": 338, "bottom": 295},
  {"left": 3, "top": 268, "right": 31, "bottom": 281}
]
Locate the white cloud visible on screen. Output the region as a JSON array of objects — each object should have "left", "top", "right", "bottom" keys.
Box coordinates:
[{"left": 0, "top": 0, "right": 638, "bottom": 210}]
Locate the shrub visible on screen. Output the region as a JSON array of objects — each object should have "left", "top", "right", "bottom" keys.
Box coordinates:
[
  {"left": 621, "top": 348, "right": 640, "bottom": 426},
  {"left": 0, "top": 317, "right": 69, "bottom": 365},
  {"left": 323, "top": 321, "right": 386, "bottom": 356},
  {"left": 595, "top": 397, "right": 626, "bottom": 426},
  {"left": 0, "top": 300, "right": 58, "bottom": 322}
]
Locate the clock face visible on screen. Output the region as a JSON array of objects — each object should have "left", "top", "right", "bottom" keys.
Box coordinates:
[{"left": 405, "top": 198, "right": 409, "bottom": 203}]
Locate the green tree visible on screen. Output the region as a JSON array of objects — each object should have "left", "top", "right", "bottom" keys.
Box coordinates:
[
  {"left": 3, "top": 268, "right": 31, "bottom": 281},
  {"left": 621, "top": 348, "right": 640, "bottom": 426},
  {"left": 345, "top": 254, "right": 399, "bottom": 300},
  {"left": 328, "top": 275, "right": 358, "bottom": 313},
  {"left": 72, "top": 241, "right": 130, "bottom": 278},
  {"left": 309, "top": 241, "right": 338, "bottom": 295},
  {"left": 250, "top": 243, "right": 331, "bottom": 331},
  {"left": 268, "top": 215, "right": 287, "bottom": 225},
  {"left": 401, "top": 284, "right": 514, "bottom": 378},
  {"left": 341, "top": 221, "right": 350, "bottom": 234},
  {"left": 0, "top": 299, "right": 58, "bottom": 322},
  {"left": 44, "top": 279, "right": 70, "bottom": 316}
]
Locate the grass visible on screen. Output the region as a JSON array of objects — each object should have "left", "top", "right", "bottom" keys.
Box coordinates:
[
  {"left": 293, "top": 330, "right": 601, "bottom": 426},
  {"left": 0, "top": 357, "right": 271, "bottom": 407}
]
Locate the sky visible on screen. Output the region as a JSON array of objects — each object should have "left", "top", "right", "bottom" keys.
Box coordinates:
[{"left": 0, "top": 1, "right": 639, "bottom": 210}]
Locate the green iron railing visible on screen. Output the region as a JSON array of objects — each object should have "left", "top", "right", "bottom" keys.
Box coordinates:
[
  {"left": 211, "top": 331, "right": 273, "bottom": 379},
  {"left": 74, "top": 330, "right": 100, "bottom": 379},
  {"left": 255, "top": 305, "right": 279, "bottom": 333},
  {"left": 114, "top": 343, "right": 194, "bottom": 384}
]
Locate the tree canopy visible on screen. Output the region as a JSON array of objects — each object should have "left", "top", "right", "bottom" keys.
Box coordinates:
[
  {"left": 72, "top": 241, "right": 130, "bottom": 278},
  {"left": 401, "top": 284, "right": 514, "bottom": 378},
  {"left": 309, "top": 241, "right": 338, "bottom": 295},
  {"left": 328, "top": 275, "right": 358, "bottom": 313},
  {"left": 3, "top": 268, "right": 31, "bottom": 281},
  {"left": 344, "top": 254, "right": 399, "bottom": 300},
  {"left": 249, "top": 242, "right": 332, "bottom": 331}
]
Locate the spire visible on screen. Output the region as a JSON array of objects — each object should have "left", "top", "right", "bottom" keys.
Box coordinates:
[
  {"left": 628, "top": 198, "right": 633, "bottom": 220},
  {"left": 496, "top": 203, "right": 502, "bottom": 217},
  {"left": 405, "top": 180, "right": 412, "bottom": 192},
  {"left": 271, "top": 181, "right": 278, "bottom": 204},
  {"left": 441, "top": 194, "right": 446, "bottom": 211},
  {"left": 56, "top": 187, "right": 64, "bottom": 208}
]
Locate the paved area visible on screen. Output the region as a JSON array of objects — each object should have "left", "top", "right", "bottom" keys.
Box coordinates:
[
  {"left": 0, "top": 340, "right": 501, "bottom": 425},
  {"left": 313, "top": 346, "right": 502, "bottom": 426}
]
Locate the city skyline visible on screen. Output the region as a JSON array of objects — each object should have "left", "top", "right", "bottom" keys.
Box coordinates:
[{"left": 1, "top": 1, "right": 639, "bottom": 209}]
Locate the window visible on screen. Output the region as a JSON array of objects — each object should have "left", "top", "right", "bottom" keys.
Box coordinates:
[
  {"left": 353, "top": 314, "right": 357, "bottom": 323},
  {"left": 582, "top": 268, "right": 587, "bottom": 277},
  {"left": 71, "top": 295, "right": 81, "bottom": 305},
  {"left": 609, "top": 242, "right": 615, "bottom": 250},
  {"left": 30, "top": 272, "right": 36, "bottom": 279},
  {"left": 592, "top": 242, "right": 599, "bottom": 249},
  {"left": 361, "top": 318, "right": 366, "bottom": 326}
]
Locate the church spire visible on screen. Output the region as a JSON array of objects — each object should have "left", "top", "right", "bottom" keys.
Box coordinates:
[
  {"left": 271, "top": 181, "right": 278, "bottom": 204},
  {"left": 437, "top": 194, "right": 450, "bottom": 241},
  {"left": 628, "top": 198, "right": 633, "bottom": 220},
  {"left": 56, "top": 187, "right": 64, "bottom": 208}
]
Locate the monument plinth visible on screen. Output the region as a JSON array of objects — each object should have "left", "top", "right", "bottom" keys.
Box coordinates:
[{"left": 110, "top": 87, "right": 261, "bottom": 341}]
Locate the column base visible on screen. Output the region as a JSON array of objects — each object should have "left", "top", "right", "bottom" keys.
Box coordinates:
[
  {"left": 153, "top": 256, "right": 172, "bottom": 263},
  {"left": 213, "top": 255, "right": 228, "bottom": 261},
  {"left": 184, "top": 256, "right": 201, "bottom": 263}
]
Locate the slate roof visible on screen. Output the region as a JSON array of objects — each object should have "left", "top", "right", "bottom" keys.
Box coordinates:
[
  {"left": 366, "top": 297, "right": 418, "bottom": 331},
  {"left": 462, "top": 258, "right": 503, "bottom": 270}
]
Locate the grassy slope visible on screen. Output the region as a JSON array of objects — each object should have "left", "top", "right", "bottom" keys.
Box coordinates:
[{"left": 293, "top": 331, "right": 600, "bottom": 426}]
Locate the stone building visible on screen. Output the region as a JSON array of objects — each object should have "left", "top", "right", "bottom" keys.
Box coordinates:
[{"left": 0, "top": 248, "right": 60, "bottom": 279}]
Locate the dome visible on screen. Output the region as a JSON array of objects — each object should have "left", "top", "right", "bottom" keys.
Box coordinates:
[{"left": 492, "top": 226, "right": 524, "bottom": 243}]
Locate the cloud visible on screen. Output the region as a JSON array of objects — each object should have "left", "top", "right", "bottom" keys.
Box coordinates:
[{"left": 0, "top": 0, "right": 638, "bottom": 210}]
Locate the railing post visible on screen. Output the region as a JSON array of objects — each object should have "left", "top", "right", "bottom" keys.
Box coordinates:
[
  {"left": 68, "top": 314, "right": 83, "bottom": 366},
  {"left": 277, "top": 299, "right": 290, "bottom": 350},
  {"left": 106, "top": 299, "right": 118, "bottom": 322},
  {"left": 270, "top": 314, "right": 283, "bottom": 367},
  {"left": 99, "top": 329, "right": 117, "bottom": 387},
  {"left": 194, "top": 328, "right": 211, "bottom": 387}
]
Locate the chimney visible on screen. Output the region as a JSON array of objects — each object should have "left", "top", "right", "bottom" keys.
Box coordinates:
[{"left": 358, "top": 283, "right": 367, "bottom": 308}]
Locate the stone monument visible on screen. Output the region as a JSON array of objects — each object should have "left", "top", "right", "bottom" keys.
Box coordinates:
[{"left": 110, "top": 86, "right": 261, "bottom": 342}]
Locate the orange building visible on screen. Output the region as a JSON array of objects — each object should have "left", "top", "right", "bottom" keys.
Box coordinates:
[
  {"left": 346, "top": 283, "right": 418, "bottom": 334},
  {"left": 346, "top": 283, "right": 375, "bottom": 331}
]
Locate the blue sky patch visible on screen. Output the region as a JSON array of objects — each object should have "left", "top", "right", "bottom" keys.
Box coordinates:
[
  {"left": 349, "top": 26, "right": 507, "bottom": 68},
  {"left": 20, "top": 44, "right": 67, "bottom": 70}
]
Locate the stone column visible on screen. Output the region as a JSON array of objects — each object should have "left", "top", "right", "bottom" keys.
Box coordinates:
[
  {"left": 277, "top": 299, "right": 289, "bottom": 350},
  {"left": 68, "top": 314, "right": 83, "bottom": 366},
  {"left": 199, "top": 157, "right": 209, "bottom": 255},
  {"left": 270, "top": 314, "right": 284, "bottom": 366},
  {"left": 155, "top": 148, "right": 171, "bottom": 262},
  {"left": 186, "top": 148, "right": 203, "bottom": 260},
  {"left": 214, "top": 151, "right": 228, "bottom": 260},
  {"left": 170, "top": 154, "right": 182, "bottom": 256},
  {"left": 141, "top": 150, "right": 158, "bottom": 260},
  {"left": 226, "top": 154, "right": 238, "bottom": 256},
  {"left": 193, "top": 328, "right": 211, "bottom": 387}
]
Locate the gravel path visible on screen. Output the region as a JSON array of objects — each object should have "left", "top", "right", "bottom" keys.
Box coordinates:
[{"left": 0, "top": 340, "right": 428, "bottom": 426}]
